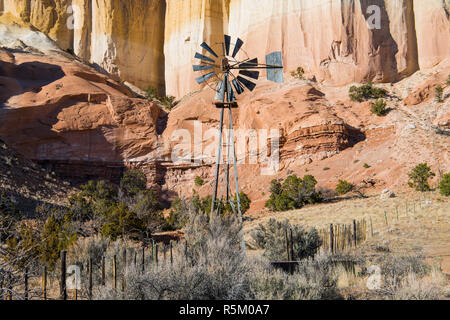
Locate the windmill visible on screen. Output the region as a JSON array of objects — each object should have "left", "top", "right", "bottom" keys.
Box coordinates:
[{"left": 193, "top": 35, "right": 284, "bottom": 252}]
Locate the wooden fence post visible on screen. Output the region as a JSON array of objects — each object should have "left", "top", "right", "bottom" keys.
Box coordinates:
[
  {"left": 24, "top": 267, "right": 28, "bottom": 300},
  {"left": 289, "top": 228, "right": 294, "bottom": 262},
  {"left": 151, "top": 241, "right": 155, "bottom": 264},
  {"left": 285, "top": 229, "right": 290, "bottom": 261},
  {"left": 141, "top": 246, "right": 145, "bottom": 273},
  {"left": 60, "top": 250, "right": 67, "bottom": 300},
  {"left": 384, "top": 211, "right": 388, "bottom": 227},
  {"left": 170, "top": 242, "right": 173, "bottom": 266},
  {"left": 155, "top": 243, "right": 159, "bottom": 266},
  {"left": 122, "top": 249, "right": 127, "bottom": 292},
  {"left": 42, "top": 266, "right": 47, "bottom": 300},
  {"left": 101, "top": 256, "right": 106, "bottom": 286},
  {"left": 370, "top": 217, "right": 374, "bottom": 237},
  {"left": 353, "top": 220, "right": 357, "bottom": 247},
  {"left": 396, "top": 206, "right": 399, "bottom": 221},
  {"left": 7, "top": 285, "right": 12, "bottom": 300},
  {"left": 184, "top": 240, "right": 188, "bottom": 262},
  {"left": 163, "top": 244, "right": 166, "bottom": 263},
  {"left": 329, "top": 224, "right": 334, "bottom": 254},
  {"left": 88, "top": 258, "right": 93, "bottom": 300},
  {"left": 113, "top": 255, "right": 117, "bottom": 290},
  {"left": 134, "top": 249, "right": 137, "bottom": 267}
]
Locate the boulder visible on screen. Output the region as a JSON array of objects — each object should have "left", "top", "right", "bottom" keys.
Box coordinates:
[{"left": 380, "top": 189, "right": 396, "bottom": 199}]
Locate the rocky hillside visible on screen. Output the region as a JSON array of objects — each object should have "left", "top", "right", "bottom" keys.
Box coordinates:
[
  {"left": 0, "top": 137, "right": 75, "bottom": 213},
  {"left": 0, "top": 0, "right": 449, "bottom": 98}
]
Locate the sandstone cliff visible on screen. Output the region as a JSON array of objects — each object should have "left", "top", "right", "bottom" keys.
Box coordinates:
[{"left": 1, "top": 0, "right": 449, "bottom": 98}]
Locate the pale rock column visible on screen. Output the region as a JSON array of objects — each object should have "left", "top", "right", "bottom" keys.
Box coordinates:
[{"left": 164, "top": 0, "right": 229, "bottom": 98}]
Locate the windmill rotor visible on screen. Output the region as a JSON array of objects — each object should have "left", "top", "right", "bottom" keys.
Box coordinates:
[{"left": 193, "top": 35, "right": 284, "bottom": 100}]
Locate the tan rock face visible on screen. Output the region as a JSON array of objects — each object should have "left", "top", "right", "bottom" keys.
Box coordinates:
[
  {"left": 1, "top": 1, "right": 449, "bottom": 99},
  {"left": 414, "top": 0, "right": 450, "bottom": 69},
  {"left": 166, "top": 0, "right": 449, "bottom": 97},
  {"left": 1, "top": 0, "right": 166, "bottom": 93}
]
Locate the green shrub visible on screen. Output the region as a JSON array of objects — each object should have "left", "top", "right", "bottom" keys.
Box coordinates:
[
  {"left": 265, "top": 175, "right": 322, "bottom": 212},
  {"left": 194, "top": 176, "right": 204, "bottom": 187},
  {"left": 5, "top": 222, "right": 40, "bottom": 269},
  {"left": 335, "top": 180, "right": 354, "bottom": 195},
  {"left": 100, "top": 202, "right": 148, "bottom": 241},
  {"left": 0, "top": 190, "right": 23, "bottom": 241},
  {"left": 408, "top": 163, "right": 435, "bottom": 192},
  {"left": 349, "top": 82, "right": 387, "bottom": 102},
  {"left": 68, "top": 193, "right": 93, "bottom": 222},
  {"left": 447, "top": 75, "right": 450, "bottom": 85},
  {"left": 164, "top": 198, "right": 189, "bottom": 231},
  {"left": 192, "top": 194, "right": 213, "bottom": 215},
  {"left": 39, "top": 212, "right": 77, "bottom": 270},
  {"left": 161, "top": 95, "right": 177, "bottom": 110},
  {"left": 144, "top": 86, "right": 159, "bottom": 100},
  {"left": 435, "top": 85, "right": 443, "bottom": 102},
  {"left": 363, "top": 163, "right": 371, "bottom": 169},
  {"left": 120, "top": 169, "right": 147, "bottom": 197},
  {"left": 235, "top": 192, "right": 251, "bottom": 214},
  {"left": 438, "top": 173, "right": 450, "bottom": 196},
  {"left": 80, "top": 180, "right": 118, "bottom": 202},
  {"left": 290, "top": 67, "right": 305, "bottom": 79},
  {"left": 371, "top": 99, "right": 387, "bottom": 116},
  {"left": 144, "top": 86, "right": 177, "bottom": 110},
  {"left": 224, "top": 192, "right": 251, "bottom": 215},
  {"left": 251, "top": 218, "right": 322, "bottom": 261}
]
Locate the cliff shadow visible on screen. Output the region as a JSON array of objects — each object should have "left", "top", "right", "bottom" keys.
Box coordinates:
[
  {"left": 0, "top": 58, "right": 65, "bottom": 104},
  {"left": 359, "top": 0, "right": 400, "bottom": 82},
  {"left": 345, "top": 124, "right": 366, "bottom": 147}
]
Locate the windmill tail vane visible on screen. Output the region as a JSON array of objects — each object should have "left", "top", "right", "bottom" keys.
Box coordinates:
[{"left": 192, "top": 34, "right": 284, "bottom": 254}]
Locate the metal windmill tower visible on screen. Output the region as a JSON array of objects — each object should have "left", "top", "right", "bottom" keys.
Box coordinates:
[{"left": 193, "top": 35, "right": 284, "bottom": 252}]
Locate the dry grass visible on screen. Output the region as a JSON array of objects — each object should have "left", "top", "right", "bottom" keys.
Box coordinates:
[{"left": 244, "top": 191, "right": 450, "bottom": 274}]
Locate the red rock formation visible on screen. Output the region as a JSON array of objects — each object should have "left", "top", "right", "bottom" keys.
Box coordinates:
[
  {"left": 0, "top": 47, "right": 449, "bottom": 211},
  {"left": 0, "top": 48, "right": 162, "bottom": 182}
]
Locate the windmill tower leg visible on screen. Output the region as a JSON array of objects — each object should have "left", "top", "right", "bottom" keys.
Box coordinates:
[
  {"left": 211, "top": 107, "right": 224, "bottom": 215},
  {"left": 228, "top": 106, "right": 246, "bottom": 255}
]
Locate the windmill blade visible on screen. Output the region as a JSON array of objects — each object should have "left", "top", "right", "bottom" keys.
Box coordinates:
[
  {"left": 237, "top": 76, "right": 256, "bottom": 91},
  {"left": 224, "top": 35, "right": 231, "bottom": 56},
  {"left": 227, "top": 80, "right": 236, "bottom": 101},
  {"left": 215, "top": 80, "right": 225, "bottom": 101},
  {"left": 266, "top": 51, "right": 284, "bottom": 83},
  {"left": 201, "top": 42, "right": 219, "bottom": 58},
  {"left": 196, "top": 72, "right": 215, "bottom": 84},
  {"left": 239, "top": 70, "right": 260, "bottom": 80},
  {"left": 195, "top": 52, "right": 215, "bottom": 63},
  {"left": 238, "top": 58, "right": 258, "bottom": 69},
  {"left": 193, "top": 65, "right": 214, "bottom": 72},
  {"left": 232, "top": 38, "right": 244, "bottom": 58},
  {"left": 232, "top": 79, "right": 244, "bottom": 95}
]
